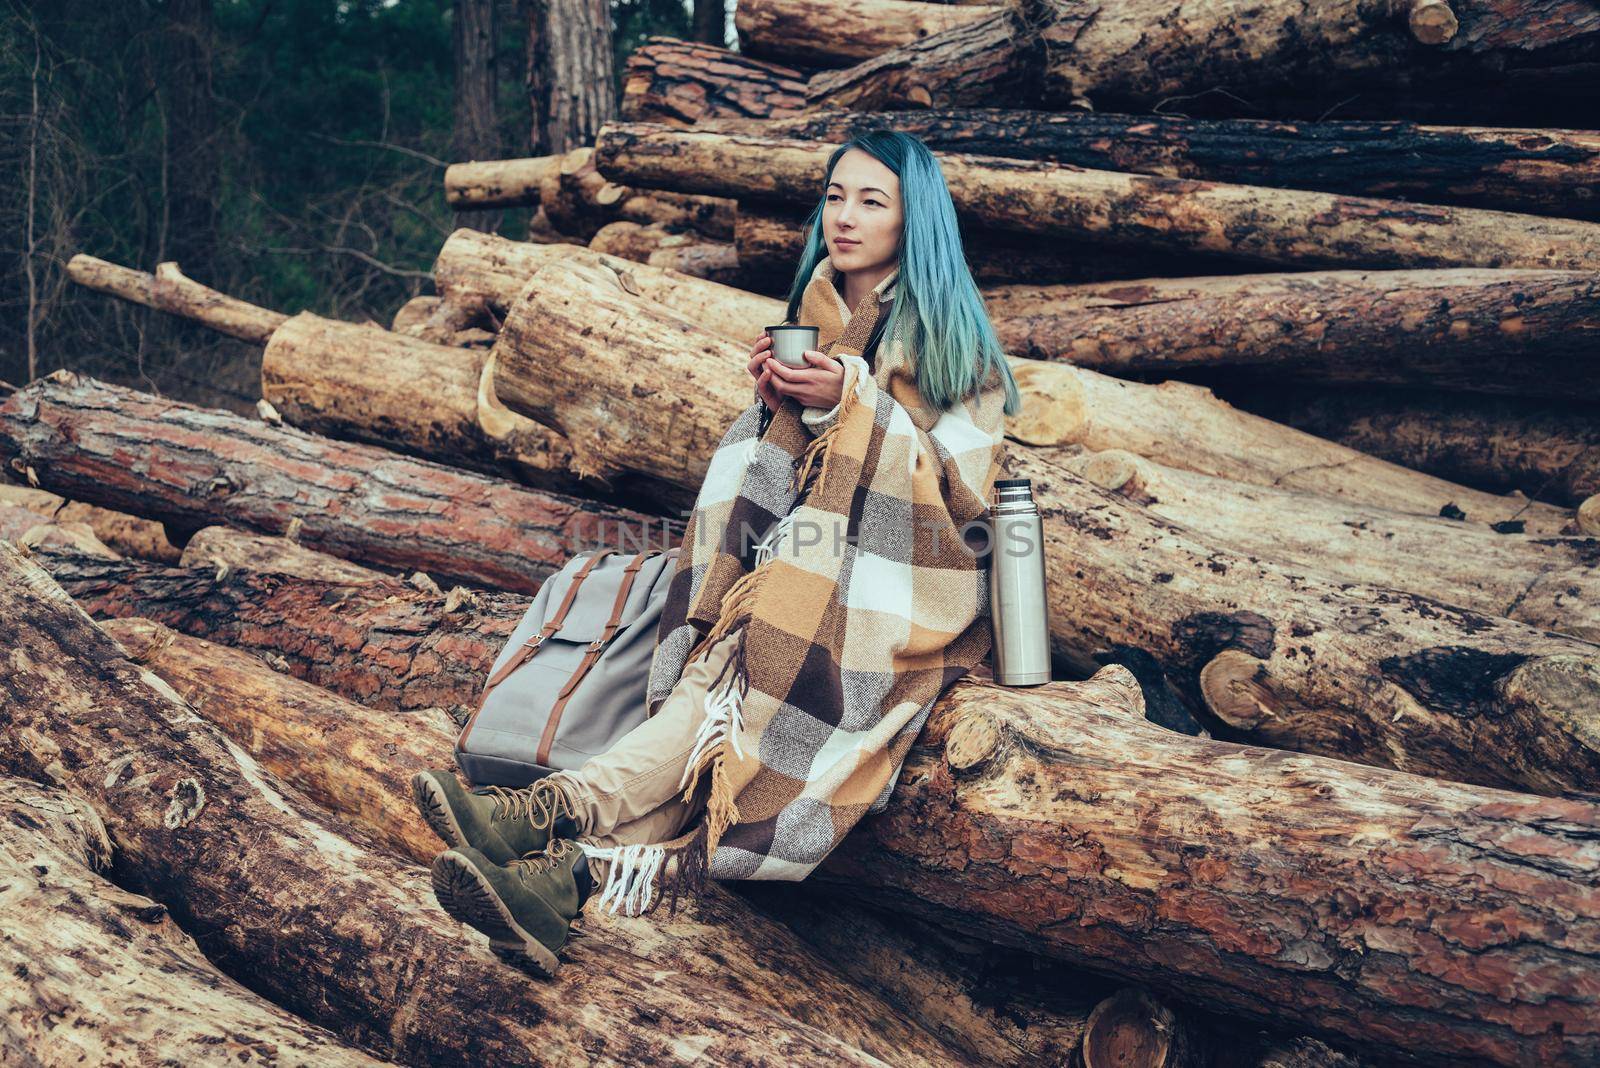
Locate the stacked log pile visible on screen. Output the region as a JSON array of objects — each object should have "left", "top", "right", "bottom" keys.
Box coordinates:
[{"left": 7, "top": 1, "right": 1599, "bottom": 1064}]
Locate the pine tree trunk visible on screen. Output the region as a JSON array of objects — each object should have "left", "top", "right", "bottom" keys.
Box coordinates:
[{"left": 735, "top": 0, "right": 1001, "bottom": 68}]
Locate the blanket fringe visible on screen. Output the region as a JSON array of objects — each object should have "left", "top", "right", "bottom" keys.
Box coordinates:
[
  {"left": 678, "top": 626, "right": 748, "bottom": 854},
  {"left": 578, "top": 842, "right": 667, "bottom": 917}
]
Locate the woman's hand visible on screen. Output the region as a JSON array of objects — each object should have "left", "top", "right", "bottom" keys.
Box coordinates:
[
  {"left": 747, "top": 332, "right": 784, "bottom": 412},
  {"left": 766, "top": 349, "right": 845, "bottom": 410}
]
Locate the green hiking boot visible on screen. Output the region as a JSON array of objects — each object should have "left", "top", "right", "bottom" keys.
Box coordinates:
[
  {"left": 430, "top": 841, "right": 593, "bottom": 977},
  {"left": 411, "top": 770, "right": 580, "bottom": 866}
]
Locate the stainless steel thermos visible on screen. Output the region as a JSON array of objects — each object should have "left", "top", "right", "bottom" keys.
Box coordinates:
[{"left": 988, "top": 478, "right": 1051, "bottom": 686}]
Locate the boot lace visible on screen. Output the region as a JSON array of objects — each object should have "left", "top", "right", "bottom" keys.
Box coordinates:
[
  {"left": 482, "top": 779, "right": 575, "bottom": 831},
  {"left": 511, "top": 838, "right": 579, "bottom": 879}
]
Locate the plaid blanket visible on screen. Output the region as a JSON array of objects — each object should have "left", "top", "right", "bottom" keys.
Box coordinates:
[{"left": 583, "top": 256, "right": 1008, "bottom": 916}]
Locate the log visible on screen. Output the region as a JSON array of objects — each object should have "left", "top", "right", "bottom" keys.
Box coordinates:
[
  {"left": 67, "top": 254, "right": 285, "bottom": 344},
  {"left": 620, "top": 37, "right": 808, "bottom": 125},
  {"left": 33, "top": 548, "right": 518, "bottom": 719},
  {"left": 0, "top": 372, "right": 680, "bottom": 594},
  {"left": 731, "top": 201, "right": 1216, "bottom": 290},
  {"left": 7, "top": 516, "right": 118, "bottom": 558},
  {"left": 735, "top": 0, "right": 1001, "bottom": 69},
  {"left": 63, "top": 252, "right": 584, "bottom": 494},
  {"left": 643, "top": 235, "right": 743, "bottom": 285},
  {"left": 1081, "top": 989, "right": 1207, "bottom": 1068},
  {"left": 595, "top": 123, "right": 1600, "bottom": 271},
  {"left": 39, "top": 546, "right": 1597, "bottom": 1066},
  {"left": 1214, "top": 383, "right": 1600, "bottom": 509},
  {"left": 807, "top": 0, "right": 1600, "bottom": 125},
  {"left": 803, "top": 5, "right": 1036, "bottom": 111},
  {"left": 179, "top": 525, "right": 388, "bottom": 584},
  {"left": 1012, "top": 447, "right": 1600, "bottom": 794},
  {"left": 701, "top": 108, "right": 1600, "bottom": 223},
  {"left": 259, "top": 309, "right": 585, "bottom": 491},
  {"left": 0, "top": 544, "right": 896, "bottom": 1066},
  {"left": 1057, "top": 447, "right": 1600, "bottom": 641},
  {"left": 432, "top": 228, "right": 781, "bottom": 343},
  {"left": 983, "top": 267, "right": 1600, "bottom": 402},
  {"left": 736, "top": 882, "right": 1105, "bottom": 1065},
  {"left": 0, "top": 484, "right": 179, "bottom": 562},
  {"left": 1025, "top": 0, "right": 1600, "bottom": 121},
  {"left": 486, "top": 254, "right": 1575, "bottom": 533},
  {"left": 443, "top": 153, "right": 562, "bottom": 209},
  {"left": 590, "top": 219, "right": 685, "bottom": 261},
  {"left": 0, "top": 776, "right": 385, "bottom": 1066},
  {"left": 819, "top": 668, "right": 1600, "bottom": 1067},
  {"left": 101, "top": 616, "right": 1000, "bottom": 1067},
  {"left": 391, "top": 293, "right": 442, "bottom": 335},
  {"left": 536, "top": 145, "right": 735, "bottom": 241}
]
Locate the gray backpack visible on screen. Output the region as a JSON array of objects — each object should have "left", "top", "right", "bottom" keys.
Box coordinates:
[{"left": 455, "top": 546, "right": 682, "bottom": 787}]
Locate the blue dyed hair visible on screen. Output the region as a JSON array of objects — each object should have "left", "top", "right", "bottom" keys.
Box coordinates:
[{"left": 783, "top": 129, "right": 1022, "bottom": 417}]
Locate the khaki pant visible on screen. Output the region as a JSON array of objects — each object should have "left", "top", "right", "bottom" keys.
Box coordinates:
[{"left": 543, "top": 628, "right": 741, "bottom": 850}]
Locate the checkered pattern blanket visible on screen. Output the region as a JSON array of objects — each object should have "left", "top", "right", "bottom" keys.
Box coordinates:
[{"left": 605, "top": 256, "right": 1007, "bottom": 914}]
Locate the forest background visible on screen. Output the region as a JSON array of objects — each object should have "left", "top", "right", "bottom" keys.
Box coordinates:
[{"left": 0, "top": 0, "right": 731, "bottom": 411}]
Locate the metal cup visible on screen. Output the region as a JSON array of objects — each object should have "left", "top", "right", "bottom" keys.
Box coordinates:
[{"left": 766, "top": 325, "right": 819, "bottom": 368}]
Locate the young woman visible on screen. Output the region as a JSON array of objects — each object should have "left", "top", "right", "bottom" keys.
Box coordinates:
[{"left": 412, "top": 129, "right": 1022, "bottom": 977}]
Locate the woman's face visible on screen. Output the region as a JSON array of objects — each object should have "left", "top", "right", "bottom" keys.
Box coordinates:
[{"left": 823, "top": 148, "right": 903, "bottom": 274}]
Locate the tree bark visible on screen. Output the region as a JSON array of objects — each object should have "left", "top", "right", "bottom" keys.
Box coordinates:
[
  {"left": 594, "top": 123, "right": 1600, "bottom": 271},
  {"left": 1215, "top": 383, "right": 1600, "bottom": 510},
  {"left": 1026, "top": 0, "right": 1600, "bottom": 122},
  {"left": 260, "top": 309, "right": 584, "bottom": 491},
  {"left": 432, "top": 228, "right": 782, "bottom": 344},
  {"left": 484, "top": 258, "right": 1574, "bottom": 533},
  {"left": 803, "top": 5, "right": 1037, "bottom": 111},
  {"left": 444, "top": 153, "right": 562, "bottom": 210},
  {"left": 532, "top": 0, "right": 616, "bottom": 153},
  {"left": 735, "top": 0, "right": 1001, "bottom": 69},
  {"left": 531, "top": 146, "right": 735, "bottom": 239},
  {"left": 984, "top": 267, "right": 1600, "bottom": 402},
  {"left": 0, "top": 484, "right": 179, "bottom": 562},
  {"left": 701, "top": 108, "right": 1600, "bottom": 223},
  {"left": 1058, "top": 447, "right": 1600, "bottom": 641},
  {"left": 178, "top": 525, "right": 389, "bottom": 584},
  {"left": 804, "top": 0, "right": 1600, "bottom": 125},
  {"left": 33, "top": 547, "right": 517, "bottom": 720},
  {"left": 0, "top": 544, "right": 893, "bottom": 1066},
  {"left": 67, "top": 254, "right": 285, "bottom": 344},
  {"left": 0, "top": 776, "right": 386, "bottom": 1066},
  {"left": 1011, "top": 446, "right": 1600, "bottom": 795},
  {"left": 0, "top": 372, "right": 680, "bottom": 594},
  {"left": 732, "top": 201, "right": 1210, "bottom": 289},
  {"left": 451, "top": 0, "right": 502, "bottom": 234},
  {"left": 100, "top": 617, "right": 997, "bottom": 1067},
  {"left": 736, "top": 882, "right": 1105, "bottom": 1065},
  {"left": 819, "top": 668, "right": 1600, "bottom": 1067},
  {"left": 30, "top": 547, "right": 1595, "bottom": 1066},
  {"left": 620, "top": 37, "right": 808, "bottom": 125}
]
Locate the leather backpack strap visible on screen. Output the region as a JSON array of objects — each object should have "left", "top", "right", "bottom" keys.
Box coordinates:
[
  {"left": 534, "top": 550, "right": 653, "bottom": 766},
  {"left": 456, "top": 549, "right": 617, "bottom": 753}
]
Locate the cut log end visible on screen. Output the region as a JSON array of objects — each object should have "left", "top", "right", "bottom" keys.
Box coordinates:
[
  {"left": 1005, "top": 359, "right": 1086, "bottom": 445},
  {"left": 1408, "top": 0, "right": 1459, "bottom": 45},
  {"left": 1082, "top": 988, "right": 1205, "bottom": 1068},
  {"left": 1078, "top": 449, "right": 1146, "bottom": 496},
  {"left": 1497, "top": 655, "right": 1600, "bottom": 754},
  {"left": 1199, "top": 649, "right": 1281, "bottom": 730},
  {"left": 1579, "top": 494, "right": 1599, "bottom": 536},
  {"left": 944, "top": 710, "right": 1002, "bottom": 772}
]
